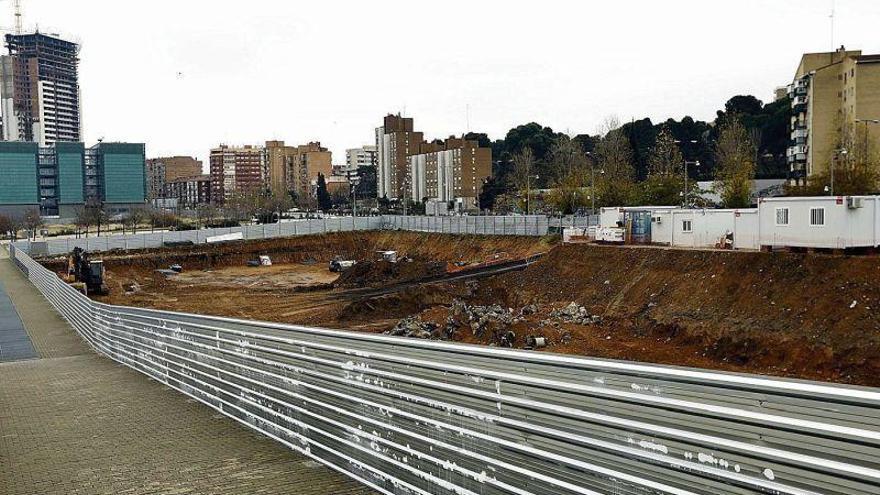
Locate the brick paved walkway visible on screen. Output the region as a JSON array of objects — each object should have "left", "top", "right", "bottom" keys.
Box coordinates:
[{"left": 0, "top": 250, "right": 373, "bottom": 495}]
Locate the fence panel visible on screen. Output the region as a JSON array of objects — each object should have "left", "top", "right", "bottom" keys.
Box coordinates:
[{"left": 9, "top": 243, "right": 880, "bottom": 495}]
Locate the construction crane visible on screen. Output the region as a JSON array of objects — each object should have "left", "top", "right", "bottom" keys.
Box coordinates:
[{"left": 13, "top": 0, "right": 21, "bottom": 34}]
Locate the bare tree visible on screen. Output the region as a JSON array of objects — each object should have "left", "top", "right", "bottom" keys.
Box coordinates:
[
  {"left": 715, "top": 114, "right": 756, "bottom": 208},
  {"left": 593, "top": 116, "right": 637, "bottom": 206},
  {"left": 127, "top": 207, "right": 147, "bottom": 234},
  {"left": 510, "top": 147, "right": 537, "bottom": 213},
  {"left": 595, "top": 116, "right": 635, "bottom": 181},
  {"left": 510, "top": 147, "right": 535, "bottom": 193},
  {"left": 550, "top": 135, "right": 585, "bottom": 180},
  {"left": 0, "top": 214, "right": 14, "bottom": 240},
  {"left": 22, "top": 208, "right": 43, "bottom": 240},
  {"left": 74, "top": 206, "right": 91, "bottom": 237}
]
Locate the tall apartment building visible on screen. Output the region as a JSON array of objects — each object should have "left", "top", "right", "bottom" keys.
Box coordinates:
[
  {"left": 209, "top": 145, "right": 267, "bottom": 204},
  {"left": 265, "top": 140, "right": 298, "bottom": 197},
  {"left": 287, "top": 142, "right": 332, "bottom": 198},
  {"left": 787, "top": 46, "right": 880, "bottom": 183},
  {"left": 0, "top": 32, "right": 81, "bottom": 146},
  {"left": 0, "top": 141, "right": 145, "bottom": 218},
  {"left": 408, "top": 137, "right": 492, "bottom": 209},
  {"left": 145, "top": 156, "right": 203, "bottom": 199},
  {"left": 345, "top": 145, "right": 377, "bottom": 172},
  {"left": 375, "top": 114, "right": 492, "bottom": 208},
  {"left": 375, "top": 115, "right": 423, "bottom": 199}
]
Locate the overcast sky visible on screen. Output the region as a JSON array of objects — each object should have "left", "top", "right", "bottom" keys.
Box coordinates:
[{"left": 18, "top": 0, "right": 880, "bottom": 170}]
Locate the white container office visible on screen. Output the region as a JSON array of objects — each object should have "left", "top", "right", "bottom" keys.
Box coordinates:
[{"left": 758, "top": 196, "right": 880, "bottom": 249}]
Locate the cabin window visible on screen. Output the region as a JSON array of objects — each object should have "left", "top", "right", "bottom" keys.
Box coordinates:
[
  {"left": 682, "top": 220, "right": 692, "bottom": 233},
  {"left": 775, "top": 207, "right": 790, "bottom": 226},
  {"left": 810, "top": 207, "right": 825, "bottom": 226}
]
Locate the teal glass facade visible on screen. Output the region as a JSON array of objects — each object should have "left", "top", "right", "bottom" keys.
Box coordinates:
[
  {"left": 55, "top": 142, "right": 84, "bottom": 204},
  {"left": 0, "top": 142, "right": 39, "bottom": 205},
  {"left": 95, "top": 143, "right": 146, "bottom": 204},
  {"left": 0, "top": 141, "right": 145, "bottom": 217}
]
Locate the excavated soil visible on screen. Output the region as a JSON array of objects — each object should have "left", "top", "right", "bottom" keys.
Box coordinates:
[{"left": 37, "top": 231, "right": 880, "bottom": 386}]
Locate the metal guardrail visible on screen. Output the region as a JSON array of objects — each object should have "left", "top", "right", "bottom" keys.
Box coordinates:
[
  {"left": 12, "top": 215, "right": 597, "bottom": 256},
  {"left": 10, "top": 243, "right": 880, "bottom": 494}
]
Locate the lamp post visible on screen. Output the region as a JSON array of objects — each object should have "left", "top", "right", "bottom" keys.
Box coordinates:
[
  {"left": 830, "top": 148, "right": 847, "bottom": 196},
  {"left": 682, "top": 160, "right": 700, "bottom": 207},
  {"left": 584, "top": 151, "right": 606, "bottom": 215},
  {"left": 674, "top": 139, "right": 699, "bottom": 207},
  {"left": 525, "top": 174, "right": 539, "bottom": 215},
  {"left": 346, "top": 171, "right": 361, "bottom": 218}
]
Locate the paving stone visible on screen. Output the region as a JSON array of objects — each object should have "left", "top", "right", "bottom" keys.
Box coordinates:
[{"left": 0, "top": 250, "right": 374, "bottom": 495}]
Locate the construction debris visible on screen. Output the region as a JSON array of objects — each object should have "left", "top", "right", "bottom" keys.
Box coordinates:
[
  {"left": 549, "top": 302, "right": 599, "bottom": 325},
  {"left": 386, "top": 316, "right": 436, "bottom": 339}
]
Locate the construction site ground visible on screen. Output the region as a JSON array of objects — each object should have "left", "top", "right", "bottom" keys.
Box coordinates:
[{"left": 37, "top": 231, "right": 880, "bottom": 387}]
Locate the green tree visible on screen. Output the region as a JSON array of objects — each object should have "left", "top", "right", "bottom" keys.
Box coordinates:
[
  {"left": 647, "top": 126, "right": 683, "bottom": 177},
  {"left": 316, "top": 173, "right": 332, "bottom": 212},
  {"left": 715, "top": 114, "right": 756, "bottom": 208},
  {"left": 641, "top": 125, "right": 687, "bottom": 205}
]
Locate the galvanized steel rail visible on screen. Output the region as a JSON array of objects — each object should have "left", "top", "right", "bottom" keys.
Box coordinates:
[{"left": 9, "top": 244, "right": 880, "bottom": 494}]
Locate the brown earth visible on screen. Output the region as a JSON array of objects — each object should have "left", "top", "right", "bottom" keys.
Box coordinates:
[{"left": 37, "top": 232, "right": 880, "bottom": 386}]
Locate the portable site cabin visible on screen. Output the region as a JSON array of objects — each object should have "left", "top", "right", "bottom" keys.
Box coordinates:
[
  {"left": 599, "top": 206, "right": 680, "bottom": 228},
  {"left": 650, "top": 209, "right": 759, "bottom": 250},
  {"left": 758, "top": 196, "right": 880, "bottom": 250}
]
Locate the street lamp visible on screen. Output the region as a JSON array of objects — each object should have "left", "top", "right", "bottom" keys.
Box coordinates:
[
  {"left": 682, "top": 160, "right": 700, "bottom": 207},
  {"left": 346, "top": 171, "right": 361, "bottom": 218},
  {"left": 526, "top": 174, "right": 539, "bottom": 215},
  {"left": 830, "top": 148, "right": 847, "bottom": 196},
  {"left": 855, "top": 119, "right": 880, "bottom": 159},
  {"left": 585, "top": 151, "right": 604, "bottom": 214},
  {"left": 674, "top": 140, "right": 699, "bottom": 207}
]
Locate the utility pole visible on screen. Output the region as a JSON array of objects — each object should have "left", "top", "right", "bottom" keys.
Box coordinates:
[{"left": 830, "top": 149, "right": 847, "bottom": 195}]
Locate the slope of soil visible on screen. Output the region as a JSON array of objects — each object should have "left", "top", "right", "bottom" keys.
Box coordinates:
[{"left": 466, "top": 244, "right": 880, "bottom": 385}]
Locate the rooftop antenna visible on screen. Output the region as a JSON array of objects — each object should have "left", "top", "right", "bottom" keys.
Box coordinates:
[
  {"left": 466, "top": 104, "right": 470, "bottom": 134},
  {"left": 829, "top": 0, "right": 835, "bottom": 51},
  {"left": 13, "top": 0, "right": 22, "bottom": 34}
]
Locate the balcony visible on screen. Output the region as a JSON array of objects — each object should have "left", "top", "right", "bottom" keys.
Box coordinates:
[
  {"left": 787, "top": 144, "right": 807, "bottom": 156},
  {"left": 792, "top": 95, "right": 808, "bottom": 109},
  {"left": 791, "top": 128, "right": 808, "bottom": 140}
]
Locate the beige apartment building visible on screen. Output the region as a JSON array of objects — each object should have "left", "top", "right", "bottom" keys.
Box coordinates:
[
  {"left": 408, "top": 137, "right": 492, "bottom": 209},
  {"left": 265, "top": 140, "right": 298, "bottom": 197},
  {"left": 375, "top": 114, "right": 423, "bottom": 199},
  {"left": 788, "top": 46, "right": 880, "bottom": 183},
  {"left": 145, "top": 156, "right": 203, "bottom": 199},
  {"left": 287, "top": 142, "right": 332, "bottom": 198}
]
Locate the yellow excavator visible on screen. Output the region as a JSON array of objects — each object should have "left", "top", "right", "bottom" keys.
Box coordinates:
[{"left": 63, "top": 247, "right": 109, "bottom": 296}]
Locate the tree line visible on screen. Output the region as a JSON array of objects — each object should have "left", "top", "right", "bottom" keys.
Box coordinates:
[{"left": 476, "top": 94, "right": 808, "bottom": 213}]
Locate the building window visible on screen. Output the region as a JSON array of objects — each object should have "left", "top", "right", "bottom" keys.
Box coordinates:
[
  {"left": 775, "top": 207, "right": 789, "bottom": 226},
  {"left": 682, "top": 220, "right": 692, "bottom": 233},
  {"left": 810, "top": 207, "right": 825, "bottom": 226}
]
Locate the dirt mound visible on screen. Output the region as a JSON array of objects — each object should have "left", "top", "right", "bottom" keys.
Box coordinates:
[
  {"left": 334, "top": 260, "right": 447, "bottom": 288},
  {"left": 477, "top": 244, "right": 880, "bottom": 385}
]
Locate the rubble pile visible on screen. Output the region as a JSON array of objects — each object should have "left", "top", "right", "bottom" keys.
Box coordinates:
[
  {"left": 386, "top": 316, "right": 437, "bottom": 339},
  {"left": 387, "top": 299, "right": 603, "bottom": 345},
  {"left": 547, "top": 302, "right": 601, "bottom": 326},
  {"left": 452, "top": 299, "right": 523, "bottom": 337}
]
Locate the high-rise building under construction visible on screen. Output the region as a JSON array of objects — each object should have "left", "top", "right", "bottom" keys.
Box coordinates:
[{"left": 0, "top": 32, "right": 82, "bottom": 146}]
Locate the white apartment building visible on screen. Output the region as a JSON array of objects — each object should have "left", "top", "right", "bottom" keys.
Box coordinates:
[{"left": 345, "top": 145, "right": 377, "bottom": 172}]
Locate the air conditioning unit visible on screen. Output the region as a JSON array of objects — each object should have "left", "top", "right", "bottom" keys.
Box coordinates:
[{"left": 847, "top": 197, "right": 863, "bottom": 209}]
